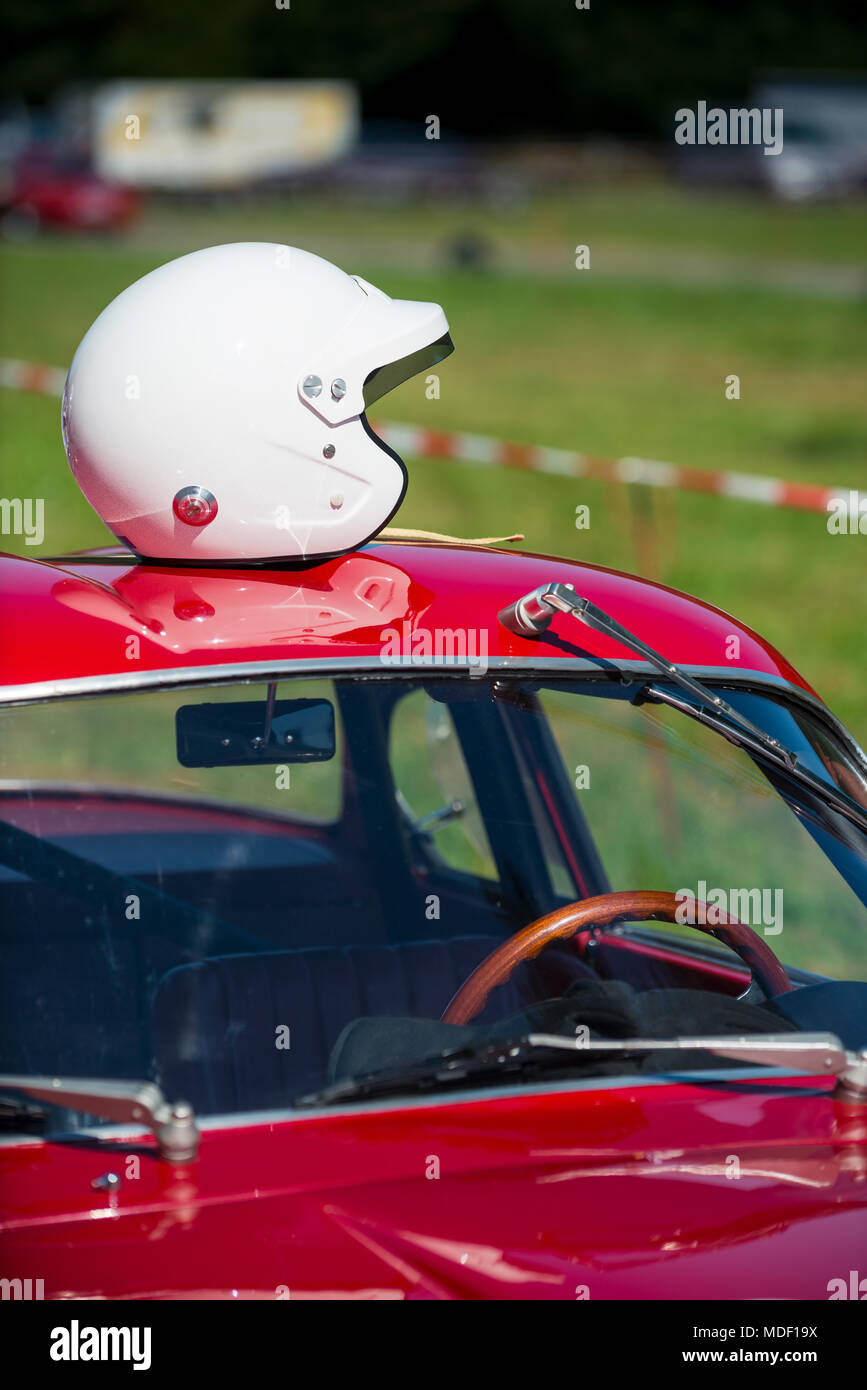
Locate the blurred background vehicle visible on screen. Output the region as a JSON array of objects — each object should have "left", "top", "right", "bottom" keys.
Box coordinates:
[
  {"left": 90, "top": 79, "right": 359, "bottom": 191},
  {"left": 756, "top": 77, "right": 867, "bottom": 200},
  {"left": 1, "top": 142, "right": 140, "bottom": 239}
]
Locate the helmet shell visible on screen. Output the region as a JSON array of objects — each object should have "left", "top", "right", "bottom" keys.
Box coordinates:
[{"left": 62, "top": 243, "right": 451, "bottom": 562}]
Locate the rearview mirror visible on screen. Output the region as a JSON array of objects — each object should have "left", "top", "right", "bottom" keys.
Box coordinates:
[{"left": 176, "top": 698, "right": 335, "bottom": 768}]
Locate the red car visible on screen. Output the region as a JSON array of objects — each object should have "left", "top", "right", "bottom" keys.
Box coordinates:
[
  {"left": 0, "top": 537, "right": 865, "bottom": 1300},
  {"left": 0, "top": 148, "right": 139, "bottom": 239}
]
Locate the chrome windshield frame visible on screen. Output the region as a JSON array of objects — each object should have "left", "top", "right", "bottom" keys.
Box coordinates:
[{"left": 2, "top": 656, "right": 865, "bottom": 817}]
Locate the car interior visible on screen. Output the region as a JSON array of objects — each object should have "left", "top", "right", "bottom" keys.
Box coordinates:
[{"left": 1, "top": 674, "right": 866, "bottom": 1124}]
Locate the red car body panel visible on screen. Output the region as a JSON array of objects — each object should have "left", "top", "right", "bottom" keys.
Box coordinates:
[
  {"left": 1, "top": 540, "right": 861, "bottom": 1301},
  {"left": 0, "top": 542, "right": 815, "bottom": 694},
  {"left": 1, "top": 1077, "right": 865, "bottom": 1300}
]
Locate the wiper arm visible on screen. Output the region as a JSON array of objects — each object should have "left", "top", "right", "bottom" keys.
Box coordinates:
[
  {"left": 295, "top": 1031, "right": 867, "bottom": 1108},
  {"left": 499, "top": 582, "right": 797, "bottom": 768},
  {"left": 525, "top": 1032, "right": 867, "bottom": 1093},
  {"left": 0, "top": 1076, "right": 198, "bottom": 1163}
]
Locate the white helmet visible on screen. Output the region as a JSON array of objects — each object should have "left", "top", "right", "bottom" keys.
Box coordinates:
[{"left": 62, "top": 243, "right": 453, "bottom": 562}]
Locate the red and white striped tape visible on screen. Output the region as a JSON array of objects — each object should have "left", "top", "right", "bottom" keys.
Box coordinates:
[
  {"left": 2, "top": 357, "right": 860, "bottom": 516},
  {"left": 370, "top": 421, "right": 861, "bottom": 516},
  {"left": 1, "top": 358, "right": 67, "bottom": 398}
]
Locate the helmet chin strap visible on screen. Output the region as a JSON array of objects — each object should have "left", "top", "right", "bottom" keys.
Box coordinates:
[{"left": 383, "top": 527, "right": 524, "bottom": 546}]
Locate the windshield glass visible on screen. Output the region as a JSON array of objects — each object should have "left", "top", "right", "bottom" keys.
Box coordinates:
[{"left": 1, "top": 674, "right": 865, "bottom": 1122}]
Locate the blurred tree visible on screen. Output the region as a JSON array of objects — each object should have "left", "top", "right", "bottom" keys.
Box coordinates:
[{"left": 2, "top": 0, "right": 865, "bottom": 137}]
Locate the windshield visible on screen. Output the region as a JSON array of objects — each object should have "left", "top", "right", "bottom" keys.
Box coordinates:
[{"left": 1, "top": 673, "right": 865, "bottom": 1123}]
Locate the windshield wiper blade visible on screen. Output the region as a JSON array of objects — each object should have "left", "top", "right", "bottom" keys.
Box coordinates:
[
  {"left": 499, "top": 581, "right": 867, "bottom": 833},
  {"left": 499, "top": 583, "right": 798, "bottom": 769},
  {"left": 294, "top": 1037, "right": 579, "bottom": 1107},
  {"left": 644, "top": 682, "right": 867, "bottom": 835},
  {"left": 294, "top": 1031, "right": 867, "bottom": 1108},
  {"left": 0, "top": 1076, "right": 198, "bottom": 1162}
]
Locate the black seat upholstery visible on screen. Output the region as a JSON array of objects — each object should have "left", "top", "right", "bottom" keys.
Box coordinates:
[{"left": 151, "top": 935, "right": 530, "bottom": 1114}]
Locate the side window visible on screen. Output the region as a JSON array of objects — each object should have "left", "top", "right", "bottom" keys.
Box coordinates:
[{"left": 389, "top": 688, "right": 498, "bottom": 880}]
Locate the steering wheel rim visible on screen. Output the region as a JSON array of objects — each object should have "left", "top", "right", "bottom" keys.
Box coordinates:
[{"left": 442, "top": 889, "right": 793, "bottom": 1026}]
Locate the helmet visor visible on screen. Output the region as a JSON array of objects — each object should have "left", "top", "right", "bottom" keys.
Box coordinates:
[{"left": 362, "top": 331, "right": 454, "bottom": 408}]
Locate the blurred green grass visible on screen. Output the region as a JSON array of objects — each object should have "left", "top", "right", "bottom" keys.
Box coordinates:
[
  {"left": 116, "top": 182, "right": 867, "bottom": 267},
  {"left": 1, "top": 199, "right": 865, "bottom": 747}
]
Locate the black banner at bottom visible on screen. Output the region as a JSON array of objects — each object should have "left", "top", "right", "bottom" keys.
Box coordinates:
[{"left": 5, "top": 1299, "right": 863, "bottom": 1376}]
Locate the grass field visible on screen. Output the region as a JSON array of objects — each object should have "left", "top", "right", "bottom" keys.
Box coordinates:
[
  {"left": 1, "top": 185, "right": 866, "bottom": 744},
  {"left": 112, "top": 180, "right": 867, "bottom": 268}
]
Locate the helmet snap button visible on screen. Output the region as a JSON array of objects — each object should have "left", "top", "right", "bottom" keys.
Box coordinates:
[
  {"left": 323, "top": 444, "right": 336, "bottom": 459},
  {"left": 173, "top": 486, "right": 218, "bottom": 527}
]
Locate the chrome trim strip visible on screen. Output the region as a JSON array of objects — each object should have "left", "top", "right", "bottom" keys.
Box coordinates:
[
  {"left": 190, "top": 1065, "right": 822, "bottom": 1124},
  {"left": 0, "top": 654, "right": 829, "bottom": 705},
  {"left": 1, "top": 655, "right": 863, "bottom": 775},
  {"left": 0, "top": 1065, "right": 816, "bottom": 1144}
]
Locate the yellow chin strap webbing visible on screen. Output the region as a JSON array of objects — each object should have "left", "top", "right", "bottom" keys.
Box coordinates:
[{"left": 382, "top": 527, "right": 524, "bottom": 546}]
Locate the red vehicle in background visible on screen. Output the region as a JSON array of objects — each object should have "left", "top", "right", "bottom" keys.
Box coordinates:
[
  {"left": 0, "top": 537, "right": 866, "bottom": 1300},
  {"left": 0, "top": 145, "right": 139, "bottom": 239}
]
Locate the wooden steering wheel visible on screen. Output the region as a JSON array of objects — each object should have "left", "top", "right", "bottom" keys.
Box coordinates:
[{"left": 442, "top": 889, "right": 793, "bottom": 1025}]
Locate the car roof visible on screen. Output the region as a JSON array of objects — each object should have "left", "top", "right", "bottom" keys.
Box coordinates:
[{"left": 0, "top": 540, "right": 816, "bottom": 700}]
